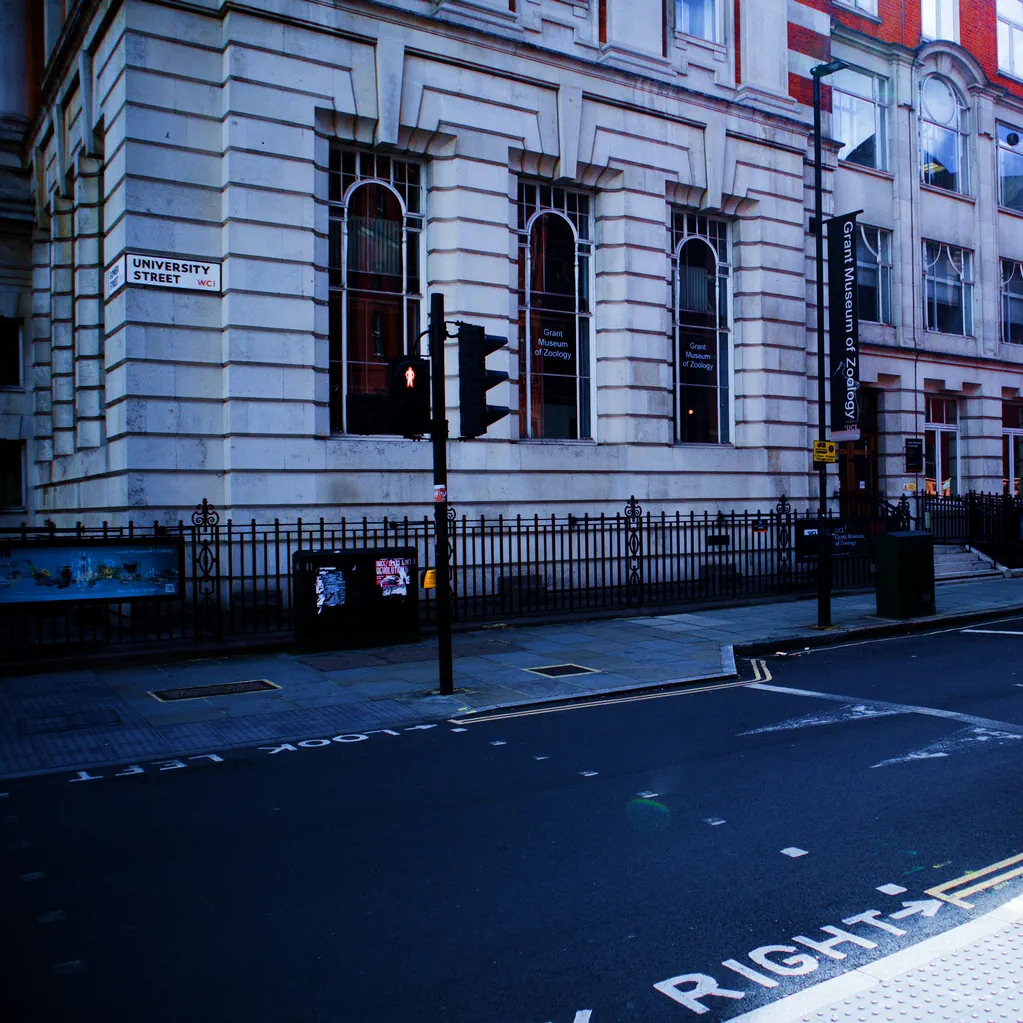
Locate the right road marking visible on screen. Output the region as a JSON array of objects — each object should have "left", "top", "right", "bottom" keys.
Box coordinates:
[{"left": 925, "top": 851, "right": 1023, "bottom": 909}]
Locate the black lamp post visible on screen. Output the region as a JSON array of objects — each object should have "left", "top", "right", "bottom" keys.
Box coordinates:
[{"left": 810, "top": 58, "right": 848, "bottom": 628}]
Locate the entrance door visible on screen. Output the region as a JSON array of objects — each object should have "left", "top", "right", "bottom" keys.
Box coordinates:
[{"left": 838, "top": 388, "right": 880, "bottom": 518}]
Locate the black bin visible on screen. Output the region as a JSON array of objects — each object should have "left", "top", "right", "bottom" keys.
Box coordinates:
[
  {"left": 292, "top": 546, "right": 419, "bottom": 651},
  {"left": 875, "top": 531, "right": 935, "bottom": 619}
]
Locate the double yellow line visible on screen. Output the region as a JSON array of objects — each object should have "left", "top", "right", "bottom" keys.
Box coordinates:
[
  {"left": 448, "top": 658, "right": 771, "bottom": 725},
  {"left": 927, "top": 852, "right": 1023, "bottom": 909}
]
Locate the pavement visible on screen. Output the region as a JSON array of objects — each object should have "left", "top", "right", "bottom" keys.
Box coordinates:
[{"left": 5, "top": 575, "right": 1023, "bottom": 781}]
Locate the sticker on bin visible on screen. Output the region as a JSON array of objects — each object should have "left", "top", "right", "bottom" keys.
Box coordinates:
[
  {"left": 422, "top": 569, "right": 437, "bottom": 590},
  {"left": 315, "top": 567, "right": 346, "bottom": 613},
  {"left": 376, "top": 558, "right": 411, "bottom": 597}
]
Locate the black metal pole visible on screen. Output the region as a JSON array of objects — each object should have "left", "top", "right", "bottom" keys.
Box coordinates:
[
  {"left": 813, "top": 73, "right": 832, "bottom": 627},
  {"left": 430, "top": 292, "right": 453, "bottom": 695}
]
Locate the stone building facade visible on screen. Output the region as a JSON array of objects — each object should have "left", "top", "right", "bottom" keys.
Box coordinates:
[{"left": 1, "top": 0, "right": 1023, "bottom": 525}]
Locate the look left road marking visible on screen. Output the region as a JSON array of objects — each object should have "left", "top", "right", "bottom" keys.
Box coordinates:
[{"left": 926, "top": 850, "right": 1023, "bottom": 909}]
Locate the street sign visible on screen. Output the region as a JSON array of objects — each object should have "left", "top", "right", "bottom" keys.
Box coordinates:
[
  {"left": 813, "top": 440, "right": 837, "bottom": 463},
  {"left": 106, "top": 253, "right": 221, "bottom": 297}
]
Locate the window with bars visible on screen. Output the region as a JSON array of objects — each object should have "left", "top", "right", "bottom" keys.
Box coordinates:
[
  {"left": 923, "top": 241, "right": 973, "bottom": 335},
  {"left": 327, "top": 150, "right": 424, "bottom": 435},
  {"left": 856, "top": 226, "right": 892, "bottom": 324},
  {"left": 670, "top": 211, "right": 730, "bottom": 444},
  {"left": 516, "top": 182, "right": 593, "bottom": 441},
  {"left": 920, "top": 75, "right": 969, "bottom": 194}
]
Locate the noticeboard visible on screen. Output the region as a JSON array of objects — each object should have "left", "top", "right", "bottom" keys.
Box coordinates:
[
  {"left": 905, "top": 438, "right": 924, "bottom": 474},
  {"left": 0, "top": 536, "right": 185, "bottom": 605},
  {"left": 795, "top": 520, "right": 875, "bottom": 562}
]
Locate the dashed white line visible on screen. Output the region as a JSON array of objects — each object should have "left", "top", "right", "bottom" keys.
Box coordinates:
[
  {"left": 450, "top": 727, "right": 468, "bottom": 732},
  {"left": 781, "top": 847, "right": 808, "bottom": 858},
  {"left": 877, "top": 883, "right": 908, "bottom": 895},
  {"left": 703, "top": 818, "right": 727, "bottom": 826},
  {"left": 534, "top": 756, "right": 549, "bottom": 761},
  {"left": 637, "top": 791, "right": 659, "bottom": 799},
  {"left": 20, "top": 871, "right": 45, "bottom": 881},
  {"left": 490, "top": 740, "right": 507, "bottom": 746},
  {"left": 580, "top": 771, "right": 599, "bottom": 777}
]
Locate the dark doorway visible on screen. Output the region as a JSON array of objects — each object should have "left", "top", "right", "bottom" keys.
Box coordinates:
[{"left": 838, "top": 388, "right": 880, "bottom": 517}]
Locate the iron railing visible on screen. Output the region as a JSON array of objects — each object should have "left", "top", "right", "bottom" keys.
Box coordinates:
[{"left": 0, "top": 496, "right": 907, "bottom": 657}]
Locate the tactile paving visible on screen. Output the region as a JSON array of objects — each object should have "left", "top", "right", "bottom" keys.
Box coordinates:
[{"left": 797, "top": 922, "right": 1023, "bottom": 1022}]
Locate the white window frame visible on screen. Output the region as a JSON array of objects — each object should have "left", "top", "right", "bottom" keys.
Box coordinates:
[
  {"left": 922, "top": 0, "right": 959, "bottom": 41},
  {"left": 997, "top": 123, "right": 1023, "bottom": 211},
  {"left": 833, "top": 68, "right": 889, "bottom": 171},
  {"left": 1003, "top": 404, "right": 1023, "bottom": 495},
  {"left": 674, "top": 0, "right": 721, "bottom": 43},
  {"left": 835, "top": 0, "right": 878, "bottom": 16},
  {"left": 998, "top": 0, "right": 1023, "bottom": 76},
  {"left": 923, "top": 241, "right": 974, "bottom": 336},
  {"left": 919, "top": 75, "right": 970, "bottom": 195},
  {"left": 670, "top": 211, "right": 732, "bottom": 445},
  {"left": 925, "top": 397, "right": 960, "bottom": 498},
  {"left": 1001, "top": 260, "right": 1023, "bottom": 343},
  {"left": 856, "top": 226, "right": 893, "bottom": 324}
]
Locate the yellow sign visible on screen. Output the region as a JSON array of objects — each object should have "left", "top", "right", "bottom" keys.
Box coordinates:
[
  {"left": 813, "top": 440, "right": 837, "bottom": 463},
  {"left": 422, "top": 569, "right": 437, "bottom": 590}
]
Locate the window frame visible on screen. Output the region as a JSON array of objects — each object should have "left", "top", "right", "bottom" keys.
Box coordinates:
[
  {"left": 923, "top": 240, "right": 974, "bottom": 336},
  {"left": 834, "top": 0, "right": 878, "bottom": 18},
  {"left": 924, "top": 396, "right": 960, "bottom": 497},
  {"left": 919, "top": 74, "right": 970, "bottom": 195},
  {"left": 0, "top": 439, "right": 25, "bottom": 510},
  {"left": 516, "top": 182, "right": 594, "bottom": 442},
  {"left": 922, "top": 0, "right": 958, "bottom": 41},
  {"left": 832, "top": 67, "right": 889, "bottom": 171},
  {"left": 327, "top": 150, "right": 425, "bottom": 436},
  {"left": 0, "top": 317, "right": 23, "bottom": 389},
  {"left": 673, "top": 0, "right": 721, "bottom": 43},
  {"left": 670, "top": 211, "right": 731, "bottom": 445},
  {"left": 998, "top": 0, "right": 1023, "bottom": 76},
  {"left": 1003, "top": 402, "right": 1023, "bottom": 494},
  {"left": 855, "top": 225, "right": 893, "bottom": 325},
  {"left": 1001, "top": 259, "right": 1023, "bottom": 344},
  {"left": 997, "top": 122, "right": 1023, "bottom": 211}
]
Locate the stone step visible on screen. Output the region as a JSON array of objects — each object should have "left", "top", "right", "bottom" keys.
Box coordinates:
[{"left": 935, "top": 569, "right": 1004, "bottom": 584}]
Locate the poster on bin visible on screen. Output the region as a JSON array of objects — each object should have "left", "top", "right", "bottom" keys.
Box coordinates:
[
  {"left": 0, "top": 537, "right": 184, "bottom": 605},
  {"left": 375, "top": 557, "right": 411, "bottom": 597}
]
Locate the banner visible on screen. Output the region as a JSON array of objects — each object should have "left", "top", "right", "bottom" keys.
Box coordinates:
[{"left": 827, "top": 211, "right": 861, "bottom": 439}]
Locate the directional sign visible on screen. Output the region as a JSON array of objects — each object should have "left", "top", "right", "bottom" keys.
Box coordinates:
[{"left": 813, "top": 440, "right": 837, "bottom": 464}]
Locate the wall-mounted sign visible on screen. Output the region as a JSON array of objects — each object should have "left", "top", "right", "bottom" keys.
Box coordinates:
[
  {"left": 905, "top": 437, "right": 924, "bottom": 474},
  {"left": 827, "top": 211, "right": 861, "bottom": 438},
  {"left": 106, "top": 252, "right": 221, "bottom": 298},
  {"left": 0, "top": 536, "right": 184, "bottom": 605},
  {"left": 813, "top": 439, "right": 837, "bottom": 464}
]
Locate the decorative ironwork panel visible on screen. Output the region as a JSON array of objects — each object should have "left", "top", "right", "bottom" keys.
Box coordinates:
[
  {"left": 191, "top": 498, "right": 222, "bottom": 638},
  {"left": 625, "top": 495, "right": 643, "bottom": 607}
]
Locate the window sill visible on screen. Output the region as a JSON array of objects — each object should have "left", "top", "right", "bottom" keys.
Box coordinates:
[
  {"left": 837, "top": 161, "right": 893, "bottom": 181},
  {"left": 518, "top": 438, "right": 596, "bottom": 445},
  {"left": 0, "top": 385, "right": 26, "bottom": 392},
  {"left": 920, "top": 183, "right": 975, "bottom": 203},
  {"left": 922, "top": 329, "right": 975, "bottom": 341},
  {"left": 833, "top": 4, "right": 882, "bottom": 26},
  {"left": 998, "top": 204, "right": 1023, "bottom": 221}
]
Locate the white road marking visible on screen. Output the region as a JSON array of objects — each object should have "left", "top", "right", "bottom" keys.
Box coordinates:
[
  {"left": 637, "top": 790, "right": 659, "bottom": 798},
  {"left": 534, "top": 756, "right": 549, "bottom": 760},
  {"left": 781, "top": 847, "right": 808, "bottom": 858},
  {"left": 490, "top": 741, "right": 507, "bottom": 746},
  {"left": 450, "top": 727, "right": 468, "bottom": 732},
  {"left": 37, "top": 910, "right": 66, "bottom": 924},
  {"left": 703, "top": 818, "right": 727, "bottom": 826},
  {"left": 747, "top": 682, "right": 1023, "bottom": 735},
  {"left": 871, "top": 726, "right": 1023, "bottom": 768},
  {"left": 0, "top": 792, "right": 9, "bottom": 798},
  {"left": 20, "top": 871, "right": 44, "bottom": 881},
  {"left": 876, "top": 883, "right": 907, "bottom": 895},
  {"left": 889, "top": 899, "right": 942, "bottom": 919},
  {"left": 52, "top": 960, "right": 85, "bottom": 976},
  {"left": 740, "top": 704, "right": 904, "bottom": 735},
  {"left": 573, "top": 1013, "right": 593, "bottom": 1023},
  {"left": 960, "top": 628, "right": 1023, "bottom": 635},
  {"left": 580, "top": 771, "right": 599, "bottom": 777}
]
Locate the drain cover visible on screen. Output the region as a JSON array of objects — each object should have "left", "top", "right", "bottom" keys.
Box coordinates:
[
  {"left": 18, "top": 709, "right": 122, "bottom": 735},
  {"left": 527, "top": 664, "right": 599, "bottom": 678},
  {"left": 149, "top": 679, "right": 279, "bottom": 702}
]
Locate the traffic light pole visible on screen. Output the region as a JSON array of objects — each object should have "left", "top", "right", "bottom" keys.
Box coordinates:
[{"left": 429, "top": 292, "right": 454, "bottom": 696}]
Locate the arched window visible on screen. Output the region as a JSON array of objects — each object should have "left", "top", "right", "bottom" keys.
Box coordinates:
[
  {"left": 328, "top": 151, "right": 423, "bottom": 434},
  {"left": 672, "top": 213, "right": 730, "bottom": 444},
  {"left": 516, "top": 183, "right": 592, "bottom": 440},
  {"left": 920, "top": 75, "right": 969, "bottom": 194}
]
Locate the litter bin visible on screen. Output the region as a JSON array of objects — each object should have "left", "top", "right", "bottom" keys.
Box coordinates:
[
  {"left": 874, "top": 531, "right": 935, "bottom": 619},
  {"left": 292, "top": 546, "right": 419, "bottom": 651}
]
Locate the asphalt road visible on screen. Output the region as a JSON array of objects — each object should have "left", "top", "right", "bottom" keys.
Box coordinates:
[{"left": 5, "top": 618, "right": 1023, "bottom": 1023}]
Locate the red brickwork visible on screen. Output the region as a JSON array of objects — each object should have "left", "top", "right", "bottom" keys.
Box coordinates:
[
  {"left": 789, "top": 22, "right": 832, "bottom": 60},
  {"left": 789, "top": 72, "right": 832, "bottom": 111}
]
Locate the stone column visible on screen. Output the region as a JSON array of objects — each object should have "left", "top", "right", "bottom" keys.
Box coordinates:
[{"left": 73, "top": 154, "right": 104, "bottom": 449}]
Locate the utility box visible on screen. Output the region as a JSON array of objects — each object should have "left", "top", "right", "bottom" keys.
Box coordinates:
[
  {"left": 875, "top": 531, "right": 935, "bottom": 619},
  {"left": 292, "top": 547, "right": 419, "bottom": 651}
]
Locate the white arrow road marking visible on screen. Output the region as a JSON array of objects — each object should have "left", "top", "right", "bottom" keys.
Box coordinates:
[
  {"left": 740, "top": 704, "right": 904, "bottom": 735},
  {"left": 889, "top": 899, "right": 942, "bottom": 919},
  {"left": 871, "top": 726, "right": 1023, "bottom": 768}
]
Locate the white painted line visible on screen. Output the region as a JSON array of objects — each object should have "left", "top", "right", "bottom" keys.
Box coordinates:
[
  {"left": 489, "top": 741, "right": 507, "bottom": 746},
  {"left": 580, "top": 771, "right": 599, "bottom": 777},
  {"left": 961, "top": 628, "right": 1023, "bottom": 635},
  {"left": 725, "top": 895, "right": 1023, "bottom": 1023},
  {"left": 0, "top": 793, "right": 9, "bottom": 798},
  {"left": 534, "top": 756, "right": 549, "bottom": 761},
  {"left": 876, "top": 883, "right": 907, "bottom": 895},
  {"left": 19, "top": 871, "right": 45, "bottom": 881},
  {"left": 781, "top": 847, "right": 808, "bottom": 858},
  {"left": 450, "top": 727, "right": 468, "bottom": 732},
  {"left": 703, "top": 818, "right": 727, "bottom": 826},
  {"left": 637, "top": 791, "right": 659, "bottom": 799}
]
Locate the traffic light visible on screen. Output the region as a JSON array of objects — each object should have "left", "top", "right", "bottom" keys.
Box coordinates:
[
  {"left": 389, "top": 356, "right": 430, "bottom": 437},
  {"left": 458, "top": 324, "right": 509, "bottom": 438}
]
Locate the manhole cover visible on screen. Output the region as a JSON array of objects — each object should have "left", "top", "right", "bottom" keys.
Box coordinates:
[
  {"left": 149, "top": 679, "right": 280, "bottom": 702},
  {"left": 18, "top": 709, "right": 122, "bottom": 735},
  {"left": 527, "top": 664, "right": 599, "bottom": 678}
]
